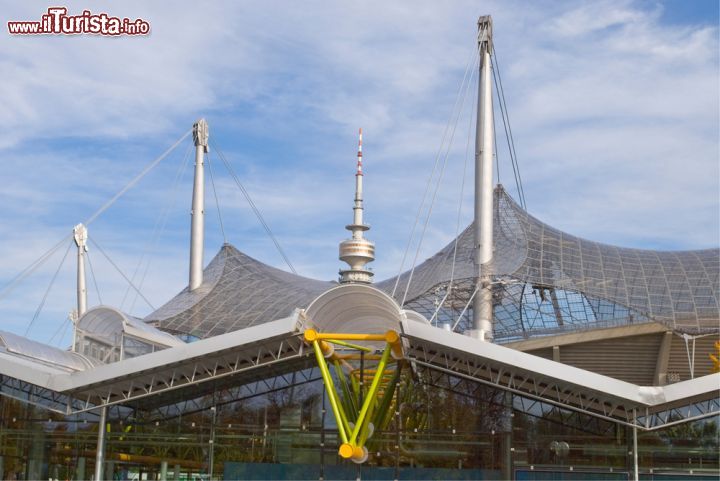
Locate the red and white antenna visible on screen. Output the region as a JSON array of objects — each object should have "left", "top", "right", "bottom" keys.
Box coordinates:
[{"left": 357, "top": 127, "right": 363, "bottom": 175}]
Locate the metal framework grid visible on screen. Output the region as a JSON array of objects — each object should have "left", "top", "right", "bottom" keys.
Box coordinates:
[
  {"left": 0, "top": 322, "right": 309, "bottom": 416},
  {"left": 1, "top": 330, "right": 717, "bottom": 432},
  {"left": 382, "top": 186, "right": 719, "bottom": 340},
  {"left": 0, "top": 375, "right": 84, "bottom": 415},
  {"left": 400, "top": 325, "right": 720, "bottom": 431},
  {"left": 63, "top": 335, "right": 308, "bottom": 414},
  {"left": 141, "top": 367, "right": 321, "bottom": 421}
]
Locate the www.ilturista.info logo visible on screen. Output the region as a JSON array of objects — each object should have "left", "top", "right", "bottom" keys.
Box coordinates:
[{"left": 8, "top": 7, "right": 150, "bottom": 36}]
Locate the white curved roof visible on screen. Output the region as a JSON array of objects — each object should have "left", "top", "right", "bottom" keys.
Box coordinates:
[
  {"left": 79, "top": 306, "right": 184, "bottom": 348},
  {"left": 0, "top": 330, "right": 95, "bottom": 372},
  {"left": 304, "top": 284, "right": 408, "bottom": 335}
]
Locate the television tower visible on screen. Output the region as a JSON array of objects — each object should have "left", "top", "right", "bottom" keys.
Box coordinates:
[{"left": 339, "top": 128, "right": 375, "bottom": 283}]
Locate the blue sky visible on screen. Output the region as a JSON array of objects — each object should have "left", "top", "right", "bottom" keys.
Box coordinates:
[{"left": 0, "top": 0, "right": 718, "bottom": 345}]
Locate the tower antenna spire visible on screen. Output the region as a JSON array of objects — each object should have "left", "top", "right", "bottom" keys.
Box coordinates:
[
  {"left": 357, "top": 127, "right": 363, "bottom": 174},
  {"left": 339, "top": 128, "right": 375, "bottom": 283}
]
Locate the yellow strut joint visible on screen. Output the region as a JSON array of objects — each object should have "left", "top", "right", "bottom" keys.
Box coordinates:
[
  {"left": 304, "top": 329, "right": 318, "bottom": 342},
  {"left": 326, "top": 338, "right": 373, "bottom": 352},
  {"left": 304, "top": 328, "right": 402, "bottom": 463},
  {"left": 313, "top": 332, "right": 389, "bottom": 342}
]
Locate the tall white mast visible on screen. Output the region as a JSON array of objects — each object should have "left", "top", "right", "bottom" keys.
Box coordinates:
[
  {"left": 189, "top": 118, "right": 208, "bottom": 291},
  {"left": 339, "top": 128, "right": 375, "bottom": 284},
  {"left": 471, "top": 16, "right": 495, "bottom": 341},
  {"left": 72, "top": 223, "right": 88, "bottom": 352},
  {"left": 73, "top": 223, "right": 88, "bottom": 317}
]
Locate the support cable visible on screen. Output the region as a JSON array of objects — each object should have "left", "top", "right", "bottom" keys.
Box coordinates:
[
  {"left": 84, "top": 130, "right": 192, "bottom": 226},
  {"left": 429, "top": 289, "right": 451, "bottom": 326},
  {"left": 492, "top": 67, "right": 523, "bottom": 208},
  {"left": 48, "top": 316, "right": 71, "bottom": 346},
  {"left": 24, "top": 240, "right": 73, "bottom": 336},
  {"left": 449, "top": 71, "right": 477, "bottom": 285},
  {"left": 206, "top": 151, "right": 228, "bottom": 244},
  {"left": 401, "top": 52, "right": 478, "bottom": 306},
  {"left": 211, "top": 139, "right": 297, "bottom": 274},
  {"left": 89, "top": 238, "right": 156, "bottom": 311},
  {"left": 126, "top": 141, "right": 194, "bottom": 312},
  {"left": 452, "top": 284, "right": 480, "bottom": 332},
  {"left": 86, "top": 250, "right": 103, "bottom": 306},
  {"left": 492, "top": 49, "right": 526, "bottom": 210},
  {"left": 493, "top": 97, "right": 501, "bottom": 185},
  {"left": 0, "top": 129, "right": 190, "bottom": 304},
  {"left": 429, "top": 69, "right": 478, "bottom": 326},
  {"left": 0, "top": 234, "right": 72, "bottom": 302},
  {"left": 391, "top": 29, "right": 483, "bottom": 300}
]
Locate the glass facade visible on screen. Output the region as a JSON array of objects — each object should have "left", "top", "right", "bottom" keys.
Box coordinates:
[{"left": 1, "top": 367, "right": 717, "bottom": 480}]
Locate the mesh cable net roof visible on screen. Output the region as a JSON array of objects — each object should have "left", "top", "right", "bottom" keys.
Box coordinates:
[
  {"left": 378, "top": 186, "right": 719, "bottom": 339},
  {"left": 146, "top": 186, "right": 719, "bottom": 340},
  {"left": 146, "top": 245, "right": 334, "bottom": 338}
]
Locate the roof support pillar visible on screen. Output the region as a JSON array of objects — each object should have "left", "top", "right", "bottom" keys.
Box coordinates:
[
  {"left": 471, "top": 15, "right": 494, "bottom": 341},
  {"left": 653, "top": 331, "right": 673, "bottom": 385},
  {"left": 94, "top": 405, "right": 107, "bottom": 481},
  {"left": 190, "top": 119, "right": 209, "bottom": 291},
  {"left": 632, "top": 409, "right": 639, "bottom": 481}
]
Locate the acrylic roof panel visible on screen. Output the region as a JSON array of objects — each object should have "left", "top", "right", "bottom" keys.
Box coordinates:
[
  {"left": 145, "top": 244, "right": 334, "bottom": 338},
  {"left": 79, "top": 306, "right": 184, "bottom": 347},
  {"left": 145, "top": 187, "right": 718, "bottom": 340},
  {"left": 0, "top": 330, "right": 95, "bottom": 371},
  {"left": 378, "top": 186, "right": 720, "bottom": 335},
  {"left": 304, "top": 284, "right": 409, "bottom": 336}
]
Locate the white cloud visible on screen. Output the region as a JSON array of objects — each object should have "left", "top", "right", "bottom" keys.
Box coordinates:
[{"left": 550, "top": 0, "right": 650, "bottom": 37}]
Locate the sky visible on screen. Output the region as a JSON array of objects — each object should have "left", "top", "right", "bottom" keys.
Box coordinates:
[{"left": 0, "top": 0, "right": 718, "bottom": 346}]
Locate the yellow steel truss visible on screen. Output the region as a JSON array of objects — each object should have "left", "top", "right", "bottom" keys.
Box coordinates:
[{"left": 303, "top": 328, "right": 403, "bottom": 463}]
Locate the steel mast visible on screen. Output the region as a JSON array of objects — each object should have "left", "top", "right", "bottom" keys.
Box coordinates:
[
  {"left": 190, "top": 119, "right": 209, "bottom": 291},
  {"left": 471, "top": 16, "right": 495, "bottom": 341},
  {"left": 71, "top": 223, "right": 88, "bottom": 353},
  {"left": 73, "top": 223, "right": 88, "bottom": 317},
  {"left": 73, "top": 221, "right": 105, "bottom": 479}
]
